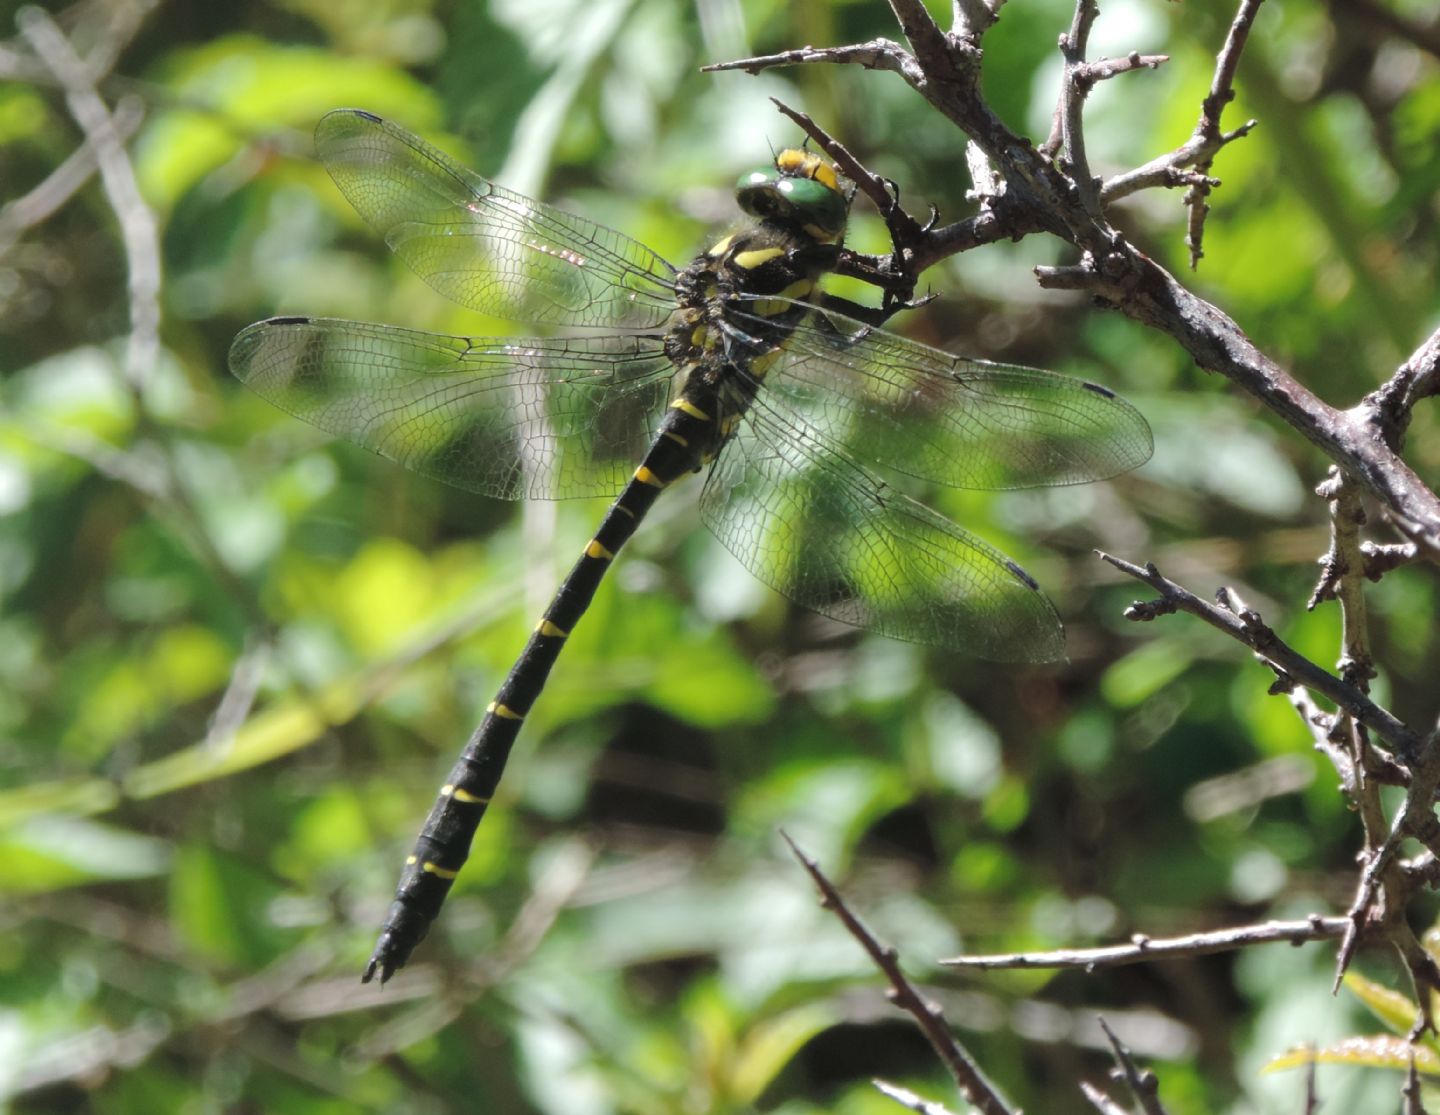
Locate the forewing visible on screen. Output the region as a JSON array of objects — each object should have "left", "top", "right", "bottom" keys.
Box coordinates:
[
  {"left": 229, "top": 317, "right": 673, "bottom": 500},
  {"left": 699, "top": 401, "right": 1065, "bottom": 661},
  {"left": 727, "top": 299, "right": 1152, "bottom": 491},
  {"left": 314, "top": 109, "right": 678, "bottom": 330}
]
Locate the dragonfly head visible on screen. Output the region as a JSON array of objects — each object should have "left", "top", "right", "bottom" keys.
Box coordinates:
[{"left": 736, "top": 149, "right": 850, "bottom": 244}]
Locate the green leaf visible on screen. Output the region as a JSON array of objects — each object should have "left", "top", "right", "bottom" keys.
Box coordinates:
[
  {"left": 1343, "top": 971, "right": 1434, "bottom": 1045},
  {"left": 731, "top": 1004, "right": 836, "bottom": 1104},
  {"left": 1264, "top": 1035, "right": 1440, "bottom": 1075}
]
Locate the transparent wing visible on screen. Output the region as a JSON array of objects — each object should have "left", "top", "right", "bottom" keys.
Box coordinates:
[
  {"left": 699, "top": 400, "right": 1065, "bottom": 661},
  {"left": 315, "top": 109, "right": 679, "bottom": 330},
  {"left": 724, "top": 299, "right": 1153, "bottom": 491},
  {"left": 229, "top": 317, "right": 674, "bottom": 501}
]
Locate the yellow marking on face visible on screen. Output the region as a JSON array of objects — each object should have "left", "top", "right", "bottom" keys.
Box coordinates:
[
  {"left": 585, "top": 539, "right": 614, "bottom": 560},
  {"left": 707, "top": 234, "right": 734, "bottom": 258},
  {"left": 672, "top": 398, "right": 711, "bottom": 421},
  {"left": 487, "top": 701, "right": 523, "bottom": 720},
  {"left": 422, "top": 862, "right": 460, "bottom": 879},
  {"left": 804, "top": 223, "right": 840, "bottom": 243},
  {"left": 536, "top": 618, "right": 569, "bottom": 638},
  {"left": 775, "top": 149, "right": 812, "bottom": 175},
  {"left": 635, "top": 465, "right": 668, "bottom": 488},
  {"left": 733, "top": 246, "right": 785, "bottom": 270},
  {"left": 776, "top": 149, "right": 840, "bottom": 192}
]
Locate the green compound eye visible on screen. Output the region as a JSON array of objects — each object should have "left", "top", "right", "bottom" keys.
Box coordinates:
[{"left": 735, "top": 166, "right": 848, "bottom": 239}]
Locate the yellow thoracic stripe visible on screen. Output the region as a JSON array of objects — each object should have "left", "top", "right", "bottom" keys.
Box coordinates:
[
  {"left": 671, "top": 398, "right": 711, "bottom": 421},
  {"left": 707, "top": 234, "right": 734, "bottom": 258},
  {"left": 486, "top": 701, "right": 523, "bottom": 720},
  {"left": 585, "top": 539, "right": 615, "bottom": 560},
  {"left": 536, "top": 618, "right": 569, "bottom": 638},
  {"left": 733, "top": 246, "right": 784, "bottom": 270}
]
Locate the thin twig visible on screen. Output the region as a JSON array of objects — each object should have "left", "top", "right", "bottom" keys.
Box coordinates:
[
  {"left": 873, "top": 1079, "right": 961, "bottom": 1115},
  {"left": 1098, "top": 1017, "right": 1169, "bottom": 1115},
  {"left": 0, "top": 94, "right": 144, "bottom": 256},
  {"left": 702, "top": 38, "right": 920, "bottom": 81},
  {"left": 782, "top": 832, "right": 1016, "bottom": 1115},
  {"left": 1335, "top": 723, "right": 1440, "bottom": 1011},
  {"left": 1308, "top": 470, "right": 1377, "bottom": 687},
  {"left": 941, "top": 916, "right": 1348, "bottom": 971},
  {"left": 1046, "top": 0, "right": 1101, "bottom": 206},
  {"left": 1100, "top": 0, "right": 1264, "bottom": 228},
  {"left": 1182, "top": 0, "right": 1266, "bottom": 267},
  {"left": 1097, "top": 552, "right": 1422, "bottom": 758},
  {"left": 1077, "top": 52, "right": 1169, "bottom": 86},
  {"left": 19, "top": 6, "right": 161, "bottom": 395}
]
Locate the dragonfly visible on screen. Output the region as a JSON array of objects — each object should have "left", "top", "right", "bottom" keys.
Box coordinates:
[{"left": 229, "top": 109, "right": 1153, "bottom": 984}]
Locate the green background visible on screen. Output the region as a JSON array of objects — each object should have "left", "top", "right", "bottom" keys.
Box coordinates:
[{"left": 2, "top": 0, "right": 1438, "bottom": 1111}]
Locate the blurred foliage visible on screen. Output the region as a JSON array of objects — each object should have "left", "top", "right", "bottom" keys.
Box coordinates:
[{"left": 1, "top": 0, "right": 1438, "bottom": 1112}]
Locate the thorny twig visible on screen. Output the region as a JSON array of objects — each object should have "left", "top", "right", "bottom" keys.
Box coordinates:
[
  {"left": 1096, "top": 1017, "right": 1169, "bottom": 1115},
  {"left": 1098, "top": 552, "right": 1420, "bottom": 758},
  {"left": 941, "top": 917, "right": 1348, "bottom": 971},
  {"left": 782, "top": 832, "right": 1016, "bottom": 1115}
]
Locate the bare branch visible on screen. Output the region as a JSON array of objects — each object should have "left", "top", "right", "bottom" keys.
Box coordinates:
[
  {"left": 1336, "top": 723, "right": 1440, "bottom": 1001},
  {"left": 1098, "top": 552, "right": 1423, "bottom": 758},
  {"left": 1047, "top": 0, "right": 1103, "bottom": 216},
  {"left": 0, "top": 94, "right": 144, "bottom": 256},
  {"left": 1184, "top": 0, "right": 1266, "bottom": 265},
  {"left": 1078, "top": 52, "right": 1169, "bottom": 87},
  {"left": 19, "top": 6, "right": 160, "bottom": 395},
  {"left": 782, "top": 832, "right": 1017, "bottom": 1115},
  {"left": 888, "top": 0, "right": 955, "bottom": 64},
  {"left": 941, "top": 916, "right": 1347, "bottom": 971},
  {"left": 701, "top": 38, "right": 920, "bottom": 82},
  {"left": 1308, "top": 470, "right": 1377, "bottom": 688},
  {"left": 1100, "top": 0, "right": 1264, "bottom": 238}
]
